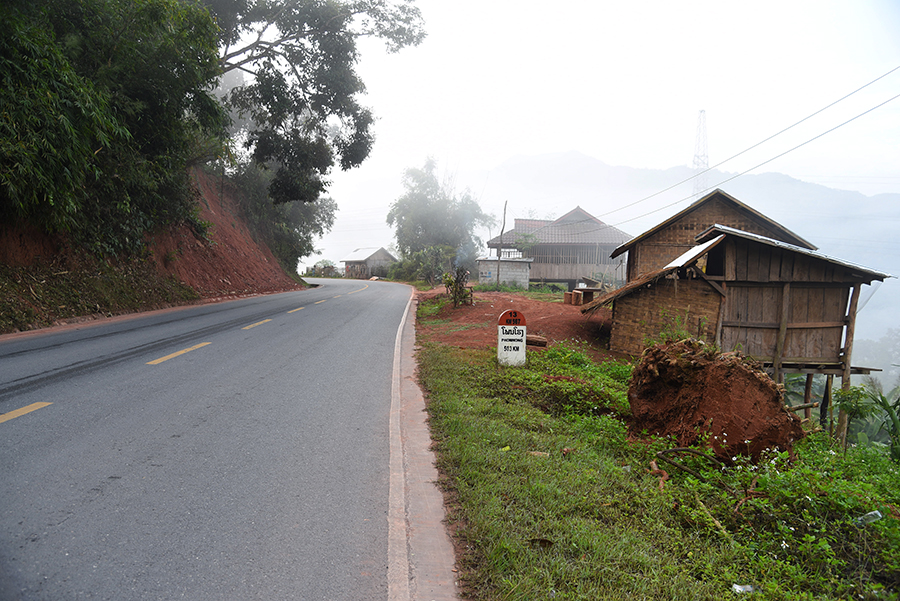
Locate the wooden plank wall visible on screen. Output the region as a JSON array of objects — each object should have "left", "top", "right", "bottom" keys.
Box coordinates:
[
  {"left": 526, "top": 244, "right": 619, "bottom": 266},
  {"left": 531, "top": 262, "right": 620, "bottom": 281},
  {"left": 527, "top": 244, "right": 622, "bottom": 282},
  {"left": 719, "top": 239, "right": 853, "bottom": 363}
]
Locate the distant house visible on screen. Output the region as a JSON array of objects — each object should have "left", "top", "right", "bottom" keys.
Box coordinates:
[
  {"left": 583, "top": 224, "right": 890, "bottom": 386},
  {"left": 610, "top": 189, "right": 815, "bottom": 283},
  {"left": 486, "top": 206, "right": 631, "bottom": 290},
  {"left": 341, "top": 247, "right": 397, "bottom": 279}
]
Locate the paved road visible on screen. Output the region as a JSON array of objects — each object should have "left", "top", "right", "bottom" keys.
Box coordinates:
[{"left": 0, "top": 279, "right": 436, "bottom": 600}]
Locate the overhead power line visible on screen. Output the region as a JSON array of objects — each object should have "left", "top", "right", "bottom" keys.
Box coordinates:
[
  {"left": 608, "top": 89, "right": 900, "bottom": 228},
  {"left": 597, "top": 63, "right": 900, "bottom": 219},
  {"left": 486, "top": 65, "right": 900, "bottom": 244}
]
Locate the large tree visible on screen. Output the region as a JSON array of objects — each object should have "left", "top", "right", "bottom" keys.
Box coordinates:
[
  {"left": 230, "top": 162, "right": 336, "bottom": 271},
  {"left": 386, "top": 159, "right": 494, "bottom": 268},
  {"left": 0, "top": 0, "right": 227, "bottom": 254},
  {"left": 203, "top": 0, "right": 425, "bottom": 205}
]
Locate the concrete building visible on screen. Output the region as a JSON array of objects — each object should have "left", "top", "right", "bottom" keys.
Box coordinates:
[{"left": 476, "top": 257, "right": 533, "bottom": 289}]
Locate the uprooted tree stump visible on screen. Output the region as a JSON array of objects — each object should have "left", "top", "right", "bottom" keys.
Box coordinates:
[{"left": 629, "top": 339, "right": 805, "bottom": 463}]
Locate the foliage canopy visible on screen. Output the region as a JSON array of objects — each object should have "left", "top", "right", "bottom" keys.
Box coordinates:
[
  {"left": 0, "top": 0, "right": 228, "bottom": 254},
  {"left": 227, "top": 163, "right": 337, "bottom": 272},
  {"left": 386, "top": 159, "right": 494, "bottom": 268},
  {"left": 204, "top": 0, "right": 425, "bottom": 205}
]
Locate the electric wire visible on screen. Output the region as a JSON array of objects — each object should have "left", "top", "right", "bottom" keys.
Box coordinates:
[
  {"left": 597, "top": 63, "right": 900, "bottom": 219},
  {"left": 605, "top": 89, "right": 900, "bottom": 229},
  {"left": 506, "top": 64, "right": 900, "bottom": 238}
]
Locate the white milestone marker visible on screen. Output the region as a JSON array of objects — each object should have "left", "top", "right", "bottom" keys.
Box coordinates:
[{"left": 497, "top": 310, "right": 527, "bottom": 366}]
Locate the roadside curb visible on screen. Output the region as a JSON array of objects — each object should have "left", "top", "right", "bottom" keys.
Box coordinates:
[{"left": 390, "top": 290, "right": 459, "bottom": 600}]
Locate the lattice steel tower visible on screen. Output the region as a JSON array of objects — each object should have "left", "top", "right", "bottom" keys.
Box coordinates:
[{"left": 692, "top": 109, "right": 708, "bottom": 198}]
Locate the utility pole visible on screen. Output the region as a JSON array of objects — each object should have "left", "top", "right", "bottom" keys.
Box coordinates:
[
  {"left": 692, "top": 109, "right": 708, "bottom": 198},
  {"left": 496, "top": 200, "right": 507, "bottom": 287}
]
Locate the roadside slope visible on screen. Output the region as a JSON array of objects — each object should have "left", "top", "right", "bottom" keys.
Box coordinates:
[
  {"left": 0, "top": 169, "right": 302, "bottom": 333},
  {"left": 147, "top": 169, "right": 302, "bottom": 298}
]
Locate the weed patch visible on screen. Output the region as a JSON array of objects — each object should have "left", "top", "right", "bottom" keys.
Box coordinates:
[
  {"left": 0, "top": 257, "right": 198, "bottom": 333},
  {"left": 419, "top": 340, "right": 900, "bottom": 600}
]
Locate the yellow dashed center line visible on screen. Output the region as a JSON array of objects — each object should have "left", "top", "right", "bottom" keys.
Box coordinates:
[
  {"left": 288, "top": 307, "right": 305, "bottom": 313},
  {"left": 348, "top": 285, "right": 369, "bottom": 295},
  {"left": 147, "top": 342, "right": 211, "bottom": 365},
  {"left": 333, "top": 295, "right": 342, "bottom": 298},
  {"left": 314, "top": 299, "right": 327, "bottom": 304},
  {"left": 0, "top": 402, "right": 52, "bottom": 425},
  {"left": 242, "top": 319, "right": 272, "bottom": 330}
]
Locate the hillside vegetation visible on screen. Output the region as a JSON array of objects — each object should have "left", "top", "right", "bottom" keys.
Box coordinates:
[{"left": 1, "top": 0, "right": 424, "bottom": 329}]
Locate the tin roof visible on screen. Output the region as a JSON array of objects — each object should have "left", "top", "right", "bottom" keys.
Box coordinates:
[
  {"left": 582, "top": 226, "right": 891, "bottom": 314},
  {"left": 341, "top": 247, "right": 397, "bottom": 263},
  {"left": 695, "top": 225, "right": 892, "bottom": 281},
  {"left": 487, "top": 206, "right": 631, "bottom": 248}
]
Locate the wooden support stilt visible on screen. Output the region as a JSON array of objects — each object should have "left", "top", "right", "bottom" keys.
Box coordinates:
[
  {"left": 836, "top": 284, "right": 861, "bottom": 446},
  {"left": 773, "top": 282, "right": 791, "bottom": 384},
  {"left": 804, "top": 373, "right": 814, "bottom": 420}
]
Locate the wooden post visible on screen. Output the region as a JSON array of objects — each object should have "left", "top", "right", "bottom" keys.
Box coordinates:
[
  {"left": 836, "top": 284, "right": 862, "bottom": 445},
  {"left": 715, "top": 282, "right": 726, "bottom": 348},
  {"left": 803, "top": 373, "right": 814, "bottom": 420},
  {"left": 773, "top": 282, "right": 791, "bottom": 383},
  {"left": 496, "top": 200, "right": 507, "bottom": 288},
  {"left": 823, "top": 374, "right": 834, "bottom": 432}
]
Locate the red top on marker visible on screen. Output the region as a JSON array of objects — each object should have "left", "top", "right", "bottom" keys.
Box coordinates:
[{"left": 498, "top": 310, "right": 526, "bottom": 327}]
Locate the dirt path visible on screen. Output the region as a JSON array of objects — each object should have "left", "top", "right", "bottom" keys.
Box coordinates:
[{"left": 414, "top": 288, "right": 621, "bottom": 361}]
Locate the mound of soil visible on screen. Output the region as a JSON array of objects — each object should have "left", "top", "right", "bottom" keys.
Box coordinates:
[
  {"left": 629, "top": 339, "right": 805, "bottom": 462},
  {"left": 415, "top": 289, "right": 618, "bottom": 361}
]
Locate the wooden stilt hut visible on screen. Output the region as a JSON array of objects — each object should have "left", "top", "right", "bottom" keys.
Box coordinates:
[{"left": 583, "top": 224, "right": 891, "bottom": 389}]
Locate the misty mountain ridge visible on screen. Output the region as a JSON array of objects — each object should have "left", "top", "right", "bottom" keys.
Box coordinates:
[{"left": 476, "top": 151, "right": 898, "bottom": 262}]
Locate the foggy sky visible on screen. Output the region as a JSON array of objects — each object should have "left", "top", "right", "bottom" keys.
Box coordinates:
[{"left": 302, "top": 0, "right": 900, "bottom": 294}]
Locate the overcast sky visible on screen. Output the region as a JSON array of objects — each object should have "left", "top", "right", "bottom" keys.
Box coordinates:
[{"left": 301, "top": 0, "right": 900, "bottom": 270}]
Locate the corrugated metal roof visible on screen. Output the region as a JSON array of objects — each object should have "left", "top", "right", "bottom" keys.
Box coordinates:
[
  {"left": 488, "top": 206, "right": 631, "bottom": 247},
  {"left": 695, "top": 225, "right": 892, "bottom": 281},
  {"left": 341, "top": 247, "right": 396, "bottom": 263},
  {"left": 663, "top": 235, "right": 725, "bottom": 269},
  {"left": 582, "top": 226, "right": 892, "bottom": 315}
]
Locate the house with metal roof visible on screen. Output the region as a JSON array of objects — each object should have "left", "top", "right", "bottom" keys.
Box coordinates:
[
  {"left": 486, "top": 207, "right": 631, "bottom": 289},
  {"left": 610, "top": 189, "right": 815, "bottom": 283},
  {"left": 341, "top": 247, "right": 397, "bottom": 279},
  {"left": 583, "top": 224, "right": 891, "bottom": 388}
]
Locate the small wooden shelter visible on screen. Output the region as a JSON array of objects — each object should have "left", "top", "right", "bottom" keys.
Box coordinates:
[
  {"left": 486, "top": 207, "right": 631, "bottom": 289},
  {"left": 610, "top": 189, "right": 816, "bottom": 282},
  {"left": 341, "top": 247, "right": 397, "bottom": 279},
  {"left": 583, "top": 224, "right": 891, "bottom": 385}
]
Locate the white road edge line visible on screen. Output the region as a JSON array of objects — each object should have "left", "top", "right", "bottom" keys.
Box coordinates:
[{"left": 388, "top": 287, "right": 413, "bottom": 601}]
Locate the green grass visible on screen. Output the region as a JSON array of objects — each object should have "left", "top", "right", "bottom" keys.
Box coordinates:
[
  {"left": 418, "top": 296, "right": 451, "bottom": 319},
  {"left": 418, "top": 340, "right": 900, "bottom": 600}
]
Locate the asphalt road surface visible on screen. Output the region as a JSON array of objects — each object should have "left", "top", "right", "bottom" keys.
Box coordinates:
[{"left": 0, "top": 279, "right": 421, "bottom": 600}]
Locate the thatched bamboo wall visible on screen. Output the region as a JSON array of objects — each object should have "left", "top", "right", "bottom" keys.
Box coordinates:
[{"left": 609, "top": 277, "right": 721, "bottom": 354}]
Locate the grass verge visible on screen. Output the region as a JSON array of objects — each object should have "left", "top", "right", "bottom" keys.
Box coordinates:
[
  {"left": 0, "top": 257, "right": 199, "bottom": 333},
  {"left": 418, "top": 329, "right": 900, "bottom": 599}
]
